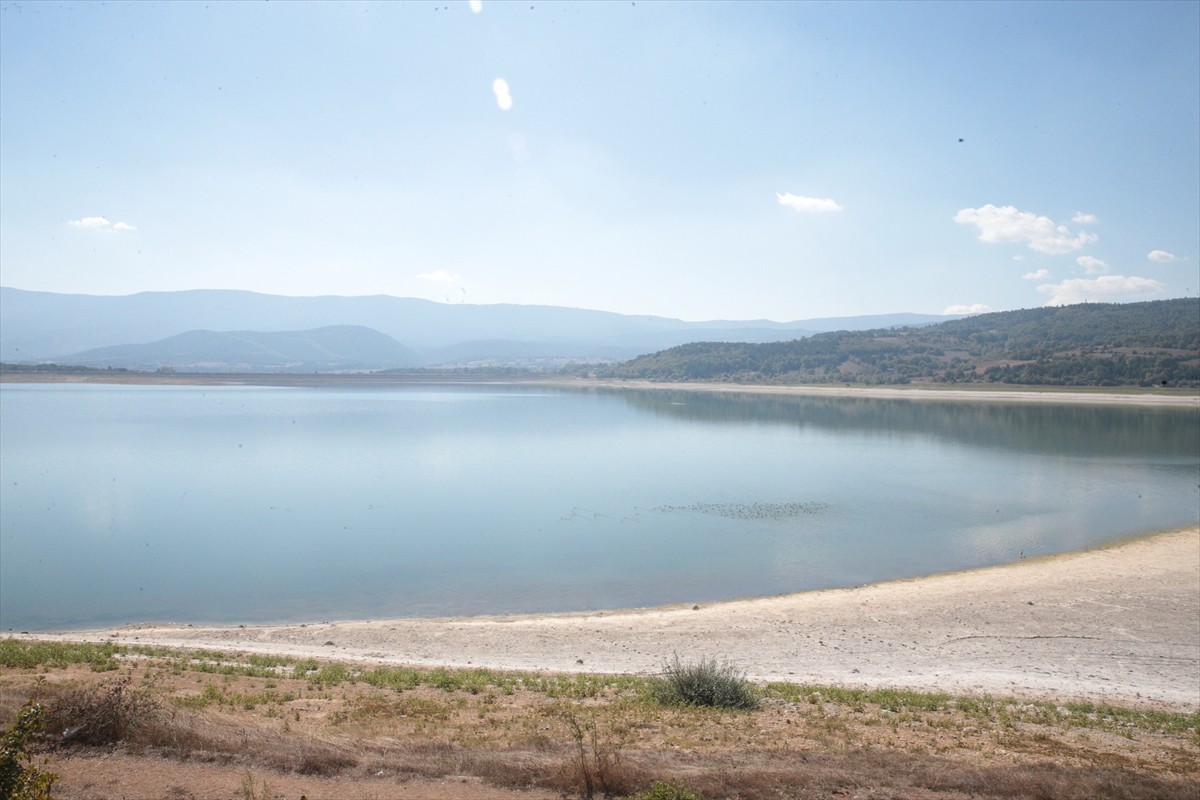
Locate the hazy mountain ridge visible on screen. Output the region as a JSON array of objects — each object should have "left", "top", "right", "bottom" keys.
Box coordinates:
[
  {"left": 0, "top": 287, "right": 955, "bottom": 368},
  {"left": 64, "top": 325, "right": 420, "bottom": 373},
  {"left": 593, "top": 299, "right": 1200, "bottom": 387}
]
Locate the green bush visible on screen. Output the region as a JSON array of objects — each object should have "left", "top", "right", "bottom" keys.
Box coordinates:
[
  {"left": 651, "top": 654, "right": 757, "bottom": 710},
  {"left": 0, "top": 702, "right": 59, "bottom": 800},
  {"left": 629, "top": 781, "right": 704, "bottom": 800}
]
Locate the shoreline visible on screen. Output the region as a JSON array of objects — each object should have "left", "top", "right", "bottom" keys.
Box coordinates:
[
  {"left": 568, "top": 378, "right": 1200, "bottom": 406},
  {"left": 2, "top": 370, "right": 1198, "bottom": 406},
  {"left": 17, "top": 527, "right": 1200, "bottom": 710}
]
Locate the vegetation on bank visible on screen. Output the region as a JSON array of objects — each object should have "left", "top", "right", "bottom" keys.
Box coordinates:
[
  {"left": 1, "top": 639, "right": 1197, "bottom": 799},
  {"left": 585, "top": 299, "right": 1200, "bottom": 387},
  {"left": 0, "top": 362, "right": 132, "bottom": 374}
]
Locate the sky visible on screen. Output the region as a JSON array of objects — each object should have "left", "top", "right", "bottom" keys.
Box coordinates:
[{"left": 1, "top": 1, "right": 1197, "bottom": 322}]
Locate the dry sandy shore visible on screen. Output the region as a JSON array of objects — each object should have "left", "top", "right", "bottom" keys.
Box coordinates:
[
  {"left": 4, "top": 371, "right": 1199, "bottom": 407},
  {"left": 22, "top": 528, "right": 1199, "bottom": 711},
  {"left": 569, "top": 379, "right": 1200, "bottom": 406}
]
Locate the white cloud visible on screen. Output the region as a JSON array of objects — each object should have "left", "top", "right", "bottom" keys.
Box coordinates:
[
  {"left": 416, "top": 269, "right": 461, "bottom": 283},
  {"left": 69, "top": 216, "right": 112, "bottom": 229},
  {"left": 492, "top": 78, "right": 513, "bottom": 111},
  {"left": 1072, "top": 212, "right": 1097, "bottom": 224},
  {"left": 953, "top": 204, "right": 1097, "bottom": 254},
  {"left": 469, "top": 0, "right": 482, "bottom": 11},
  {"left": 1037, "top": 275, "right": 1165, "bottom": 305},
  {"left": 1022, "top": 269, "right": 1051, "bottom": 280},
  {"left": 943, "top": 303, "right": 991, "bottom": 315},
  {"left": 1076, "top": 255, "right": 1109, "bottom": 274},
  {"left": 775, "top": 192, "right": 843, "bottom": 213},
  {"left": 1147, "top": 249, "right": 1178, "bottom": 263},
  {"left": 68, "top": 215, "right": 136, "bottom": 232}
]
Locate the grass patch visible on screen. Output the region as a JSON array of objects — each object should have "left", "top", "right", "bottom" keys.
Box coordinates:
[
  {"left": 764, "top": 682, "right": 1200, "bottom": 738},
  {"left": 1062, "top": 700, "right": 1200, "bottom": 736},
  {"left": 307, "top": 662, "right": 351, "bottom": 687},
  {"left": 765, "top": 682, "right": 950, "bottom": 712},
  {"left": 360, "top": 665, "right": 423, "bottom": 692},
  {"left": 629, "top": 782, "right": 705, "bottom": 800},
  {"left": 0, "top": 640, "right": 122, "bottom": 671}
]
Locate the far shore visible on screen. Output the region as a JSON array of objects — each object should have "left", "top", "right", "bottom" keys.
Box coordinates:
[
  {"left": 2, "top": 368, "right": 1198, "bottom": 406},
  {"left": 17, "top": 527, "right": 1200, "bottom": 711},
  {"left": 567, "top": 378, "right": 1200, "bottom": 406}
]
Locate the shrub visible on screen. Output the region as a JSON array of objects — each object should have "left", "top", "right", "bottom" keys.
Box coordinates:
[
  {"left": 43, "top": 675, "right": 161, "bottom": 746},
  {"left": 0, "top": 702, "right": 58, "bottom": 800},
  {"left": 558, "top": 711, "right": 643, "bottom": 797},
  {"left": 631, "top": 782, "right": 705, "bottom": 800},
  {"left": 651, "top": 654, "right": 758, "bottom": 710}
]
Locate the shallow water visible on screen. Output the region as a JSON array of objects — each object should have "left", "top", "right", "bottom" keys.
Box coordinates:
[{"left": 1, "top": 383, "right": 1196, "bottom": 630}]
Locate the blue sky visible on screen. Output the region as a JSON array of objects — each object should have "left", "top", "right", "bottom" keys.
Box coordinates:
[{"left": 1, "top": 0, "right": 1196, "bottom": 322}]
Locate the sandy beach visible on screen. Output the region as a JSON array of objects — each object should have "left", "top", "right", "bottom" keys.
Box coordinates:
[
  {"left": 22, "top": 527, "right": 1199, "bottom": 711},
  {"left": 4, "top": 370, "right": 1199, "bottom": 407},
  {"left": 569, "top": 379, "right": 1200, "bottom": 407}
]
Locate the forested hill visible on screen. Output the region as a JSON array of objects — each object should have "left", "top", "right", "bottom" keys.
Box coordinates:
[{"left": 590, "top": 298, "right": 1200, "bottom": 387}]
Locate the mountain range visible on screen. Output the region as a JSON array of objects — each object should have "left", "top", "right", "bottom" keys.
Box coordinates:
[{"left": 0, "top": 287, "right": 956, "bottom": 372}]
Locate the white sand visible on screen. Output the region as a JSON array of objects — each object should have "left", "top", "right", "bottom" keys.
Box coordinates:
[
  {"left": 568, "top": 379, "right": 1200, "bottom": 407},
  {"left": 22, "top": 528, "right": 1199, "bottom": 710}
]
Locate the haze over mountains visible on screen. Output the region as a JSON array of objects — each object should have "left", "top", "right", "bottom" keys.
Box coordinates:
[{"left": 0, "top": 287, "right": 956, "bottom": 372}]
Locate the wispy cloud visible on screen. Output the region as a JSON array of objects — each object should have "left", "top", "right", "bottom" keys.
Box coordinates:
[
  {"left": 69, "top": 215, "right": 136, "bottom": 232},
  {"left": 492, "top": 78, "right": 513, "bottom": 111},
  {"left": 1147, "top": 249, "right": 1178, "bottom": 263},
  {"left": 775, "top": 192, "right": 842, "bottom": 213},
  {"left": 953, "top": 204, "right": 1097, "bottom": 254},
  {"left": 1037, "top": 275, "right": 1165, "bottom": 305},
  {"left": 69, "top": 216, "right": 111, "bottom": 229},
  {"left": 1076, "top": 255, "right": 1109, "bottom": 274},
  {"left": 416, "top": 269, "right": 461, "bottom": 283},
  {"left": 1072, "top": 212, "right": 1098, "bottom": 224},
  {"left": 943, "top": 303, "right": 991, "bottom": 315},
  {"left": 1022, "top": 269, "right": 1051, "bottom": 280},
  {"left": 469, "top": 0, "right": 482, "bottom": 12}
]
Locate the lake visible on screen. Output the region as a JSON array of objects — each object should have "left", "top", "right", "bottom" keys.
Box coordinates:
[{"left": 1, "top": 383, "right": 1197, "bottom": 631}]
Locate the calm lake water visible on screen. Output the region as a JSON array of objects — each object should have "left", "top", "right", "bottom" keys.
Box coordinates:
[{"left": 1, "top": 383, "right": 1197, "bottom": 631}]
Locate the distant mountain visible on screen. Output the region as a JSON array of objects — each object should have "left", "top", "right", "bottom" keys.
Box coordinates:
[
  {"left": 593, "top": 299, "right": 1200, "bottom": 387},
  {"left": 0, "top": 287, "right": 958, "bottom": 368},
  {"left": 62, "top": 325, "right": 419, "bottom": 373}
]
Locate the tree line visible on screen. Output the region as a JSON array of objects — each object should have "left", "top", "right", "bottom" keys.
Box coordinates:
[{"left": 583, "top": 299, "right": 1200, "bottom": 387}]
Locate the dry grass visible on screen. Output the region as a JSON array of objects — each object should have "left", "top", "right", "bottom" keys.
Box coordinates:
[{"left": 1, "top": 640, "right": 1197, "bottom": 799}]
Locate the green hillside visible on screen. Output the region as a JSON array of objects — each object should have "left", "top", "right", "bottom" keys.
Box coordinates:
[{"left": 591, "top": 299, "right": 1200, "bottom": 387}]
